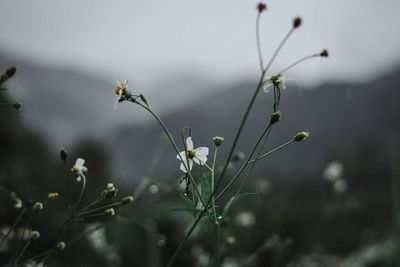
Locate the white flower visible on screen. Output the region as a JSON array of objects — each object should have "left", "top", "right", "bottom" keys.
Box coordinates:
[
  {"left": 323, "top": 161, "right": 344, "bottom": 181},
  {"left": 114, "top": 79, "right": 128, "bottom": 110},
  {"left": 263, "top": 74, "right": 292, "bottom": 92},
  {"left": 177, "top": 137, "right": 209, "bottom": 173},
  {"left": 71, "top": 158, "right": 87, "bottom": 181}
]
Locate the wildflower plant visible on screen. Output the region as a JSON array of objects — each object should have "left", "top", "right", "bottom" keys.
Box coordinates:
[{"left": 113, "top": 3, "right": 329, "bottom": 265}]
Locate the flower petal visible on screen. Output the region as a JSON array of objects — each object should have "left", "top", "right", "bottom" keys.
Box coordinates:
[
  {"left": 195, "top": 147, "right": 209, "bottom": 157},
  {"left": 179, "top": 159, "right": 193, "bottom": 173},
  {"left": 76, "top": 158, "right": 85, "bottom": 168},
  {"left": 280, "top": 81, "right": 287, "bottom": 89},
  {"left": 186, "top": 137, "right": 194, "bottom": 150},
  {"left": 177, "top": 151, "right": 187, "bottom": 161},
  {"left": 194, "top": 155, "right": 207, "bottom": 165},
  {"left": 263, "top": 82, "right": 273, "bottom": 92}
]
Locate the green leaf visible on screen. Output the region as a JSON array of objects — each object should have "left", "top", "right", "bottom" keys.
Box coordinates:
[
  {"left": 201, "top": 175, "right": 211, "bottom": 203},
  {"left": 235, "top": 192, "right": 261, "bottom": 202},
  {"left": 179, "top": 193, "right": 195, "bottom": 210},
  {"left": 165, "top": 206, "right": 196, "bottom": 214},
  {"left": 221, "top": 196, "right": 235, "bottom": 219},
  {"left": 139, "top": 94, "right": 148, "bottom": 106}
]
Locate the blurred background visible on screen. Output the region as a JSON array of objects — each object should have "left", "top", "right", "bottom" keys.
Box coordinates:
[{"left": 0, "top": 0, "right": 400, "bottom": 266}]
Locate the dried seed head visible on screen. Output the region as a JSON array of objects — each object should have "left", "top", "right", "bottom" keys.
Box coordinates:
[
  {"left": 60, "top": 147, "right": 67, "bottom": 162},
  {"left": 270, "top": 111, "right": 281, "bottom": 124},
  {"left": 257, "top": 2, "right": 267, "bottom": 13},
  {"left": 13, "top": 102, "right": 22, "bottom": 110},
  {"left": 320, "top": 49, "right": 329, "bottom": 57},
  {"left": 293, "top": 17, "right": 302, "bottom": 28},
  {"left": 294, "top": 131, "right": 309, "bottom": 142}
]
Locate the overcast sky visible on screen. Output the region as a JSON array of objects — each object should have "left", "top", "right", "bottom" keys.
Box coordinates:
[{"left": 1, "top": 0, "right": 400, "bottom": 91}]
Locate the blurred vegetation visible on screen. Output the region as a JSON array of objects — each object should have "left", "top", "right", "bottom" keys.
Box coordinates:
[{"left": 1, "top": 77, "right": 399, "bottom": 267}]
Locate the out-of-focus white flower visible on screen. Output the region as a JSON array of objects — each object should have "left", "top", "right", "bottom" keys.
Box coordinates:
[
  {"left": 235, "top": 211, "right": 256, "bottom": 227},
  {"left": 114, "top": 79, "right": 128, "bottom": 110},
  {"left": 177, "top": 137, "right": 209, "bottom": 173},
  {"left": 149, "top": 184, "right": 159, "bottom": 194},
  {"left": 24, "top": 260, "right": 45, "bottom": 267},
  {"left": 323, "top": 161, "right": 344, "bottom": 181},
  {"left": 263, "top": 74, "right": 292, "bottom": 92},
  {"left": 333, "top": 178, "right": 348, "bottom": 194},
  {"left": 71, "top": 158, "right": 87, "bottom": 181},
  {"left": 222, "top": 258, "right": 239, "bottom": 267}
]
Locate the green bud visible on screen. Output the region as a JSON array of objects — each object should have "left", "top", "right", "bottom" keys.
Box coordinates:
[
  {"left": 213, "top": 136, "right": 224, "bottom": 146},
  {"left": 56, "top": 241, "right": 66, "bottom": 251},
  {"left": 33, "top": 202, "right": 43, "bottom": 211},
  {"left": 270, "top": 111, "right": 281, "bottom": 124},
  {"left": 30, "top": 231, "right": 40, "bottom": 240},
  {"left": 121, "top": 196, "right": 134, "bottom": 205},
  {"left": 48, "top": 192, "right": 59, "bottom": 200},
  {"left": 294, "top": 131, "right": 309, "bottom": 142},
  {"left": 104, "top": 208, "right": 115, "bottom": 216}
]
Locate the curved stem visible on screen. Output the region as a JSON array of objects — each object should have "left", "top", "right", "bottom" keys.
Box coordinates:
[
  {"left": 14, "top": 240, "right": 31, "bottom": 266},
  {"left": 278, "top": 53, "right": 320, "bottom": 74},
  {"left": 256, "top": 13, "right": 264, "bottom": 72},
  {"left": 248, "top": 139, "right": 295, "bottom": 164},
  {"left": 76, "top": 174, "right": 87, "bottom": 209},
  {"left": 263, "top": 28, "right": 294, "bottom": 73}
]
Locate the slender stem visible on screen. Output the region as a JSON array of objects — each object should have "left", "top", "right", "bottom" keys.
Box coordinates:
[
  {"left": 135, "top": 101, "right": 206, "bottom": 208},
  {"left": 79, "top": 196, "right": 106, "bottom": 212},
  {"left": 14, "top": 240, "right": 31, "bottom": 266},
  {"left": 248, "top": 139, "right": 295, "bottom": 163},
  {"left": 235, "top": 126, "right": 273, "bottom": 196},
  {"left": 256, "top": 13, "right": 264, "bottom": 72},
  {"left": 215, "top": 223, "right": 221, "bottom": 266},
  {"left": 76, "top": 174, "right": 87, "bottom": 209},
  {"left": 263, "top": 28, "right": 294, "bottom": 73},
  {"left": 211, "top": 147, "right": 218, "bottom": 222},
  {"left": 81, "top": 201, "right": 121, "bottom": 215},
  {"left": 278, "top": 53, "right": 320, "bottom": 74},
  {"left": 0, "top": 207, "right": 27, "bottom": 250},
  {"left": 215, "top": 123, "right": 272, "bottom": 201},
  {"left": 165, "top": 215, "right": 203, "bottom": 267}
]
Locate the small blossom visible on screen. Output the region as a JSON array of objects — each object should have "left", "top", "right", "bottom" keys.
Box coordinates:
[
  {"left": 56, "top": 241, "right": 66, "bottom": 251},
  {"left": 48, "top": 192, "right": 59, "bottom": 200},
  {"left": 30, "top": 231, "right": 40, "bottom": 240},
  {"left": 71, "top": 158, "right": 87, "bottom": 181},
  {"left": 323, "top": 161, "right": 344, "bottom": 181},
  {"left": 294, "top": 131, "right": 309, "bottom": 142},
  {"left": 270, "top": 111, "right": 281, "bottom": 124},
  {"left": 177, "top": 137, "right": 209, "bottom": 173},
  {"left": 263, "top": 74, "right": 292, "bottom": 92},
  {"left": 14, "top": 198, "right": 23, "bottom": 209},
  {"left": 104, "top": 208, "right": 115, "bottom": 216},
  {"left": 121, "top": 196, "right": 134, "bottom": 205},
  {"left": 33, "top": 202, "right": 43, "bottom": 211},
  {"left": 213, "top": 136, "right": 224, "bottom": 146},
  {"left": 114, "top": 79, "right": 128, "bottom": 110}
]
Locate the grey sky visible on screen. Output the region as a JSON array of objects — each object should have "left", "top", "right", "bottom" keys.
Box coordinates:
[{"left": 1, "top": 0, "right": 400, "bottom": 91}]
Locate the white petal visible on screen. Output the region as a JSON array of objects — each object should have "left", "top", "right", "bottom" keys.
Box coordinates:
[
  {"left": 194, "top": 155, "right": 207, "bottom": 165},
  {"left": 195, "top": 147, "right": 209, "bottom": 157},
  {"left": 263, "top": 82, "right": 273, "bottom": 92},
  {"left": 179, "top": 159, "right": 193, "bottom": 173},
  {"left": 177, "top": 151, "right": 187, "bottom": 161},
  {"left": 186, "top": 137, "right": 194, "bottom": 150},
  {"left": 76, "top": 158, "right": 85, "bottom": 168},
  {"left": 115, "top": 79, "right": 121, "bottom": 86},
  {"left": 280, "top": 81, "right": 287, "bottom": 89}
]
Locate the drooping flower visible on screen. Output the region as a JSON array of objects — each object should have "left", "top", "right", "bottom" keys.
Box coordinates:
[
  {"left": 263, "top": 74, "right": 292, "bottom": 92},
  {"left": 114, "top": 79, "right": 128, "bottom": 109},
  {"left": 71, "top": 158, "right": 87, "bottom": 181},
  {"left": 177, "top": 137, "right": 209, "bottom": 173}
]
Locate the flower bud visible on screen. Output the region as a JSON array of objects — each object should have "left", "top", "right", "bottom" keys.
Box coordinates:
[
  {"left": 30, "top": 231, "right": 40, "bottom": 240},
  {"left": 213, "top": 136, "right": 224, "bottom": 146},
  {"left": 270, "top": 111, "right": 281, "bottom": 124},
  {"left": 60, "top": 148, "right": 67, "bottom": 162},
  {"left": 320, "top": 49, "right": 329, "bottom": 57},
  {"left": 6, "top": 66, "right": 18, "bottom": 78},
  {"left": 14, "top": 198, "right": 23, "bottom": 209},
  {"left": 33, "top": 202, "right": 43, "bottom": 211},
  {"left": 56, "top": 241, "right": 66, "bottom": 251},
  {"left": 104, "top": 208, "right": 115, "bottom": 216},
  {"left": 257, "top": 2, "right": 267, "bottom": 13},
  {"left": 121, "top": 196, "right": 134, "bottom": 205},
  {"left": 293, "top": 17, "right": 302, "bottom": 28},
  {"left": 48, "top": 192, "right": 59, "bottom": 200},
  {"left": 13, "top": 102, "right": 22, "bottom": 110},
  {"left": 294, "top": 131, "right": 309, "bottom": 142}
]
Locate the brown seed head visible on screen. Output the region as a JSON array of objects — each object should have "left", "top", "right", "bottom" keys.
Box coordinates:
[
  {"left": 257, "top": 2, "right": 267, "bottom": 13},
  {"left": 293, "top": 17, "right": 302, "bottom": 28}
]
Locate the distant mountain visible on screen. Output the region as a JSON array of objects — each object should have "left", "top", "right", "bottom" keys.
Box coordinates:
[{"left": 1, "top": 50, "right": 399, "bottom": 186}]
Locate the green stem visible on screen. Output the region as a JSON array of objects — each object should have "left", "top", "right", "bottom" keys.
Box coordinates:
[
  {"left": 0, "top": 207, "right": 26, "bottom": 250},
  {"left": 14, "top": 240, "right": 31, "bottom": 266},
  {"left": 215, "top": 223, "right": 221, "bottom": 266},
  {"left": 76, "top": 173, "right": 87, "bottom": 209},
  {"left": 248, "top": 139, "right": 295, "bottom": 164},
  {"left": 81, "top": 201, "right": 121, "bottom": 215},
  {"left": 135, "top": 102, "right": 206, "bottom": 208},
  {"left": 211, "top": 147, "right": 218, "bottom": 222}
]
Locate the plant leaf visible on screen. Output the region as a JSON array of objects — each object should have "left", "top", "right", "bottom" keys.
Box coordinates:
[{"left": 235, "top": 192, "right": 261, "bottom": 202}]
